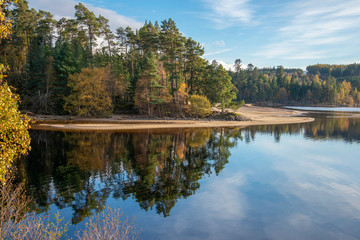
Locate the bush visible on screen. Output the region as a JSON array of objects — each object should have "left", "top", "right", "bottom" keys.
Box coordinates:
[
  {"left": 77, "top": 208, "right": 138, "bottom": 240},
  {"left": 0, "top": 174, "right": 69, "bottom": 239},
  {"left": 189, "top": 95, "right": 211, "bottom": 118}
]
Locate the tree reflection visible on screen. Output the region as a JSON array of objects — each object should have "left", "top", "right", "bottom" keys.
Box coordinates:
[
  {"left": 303, "top": 114, "right": 360, "bottom": 142},
  {"left": 243, "top": 113, "right": 360, "bottom": 143},
  {"left": 16, "top": 114, "right": 360, "bottom": 223},
  {"left": 17, "top": 128, "right": 241, "bottom": 222}
]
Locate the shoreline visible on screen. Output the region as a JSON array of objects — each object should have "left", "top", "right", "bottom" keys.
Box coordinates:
[{"left": 29, "top": 105, "right": 315, "bottom": 131}]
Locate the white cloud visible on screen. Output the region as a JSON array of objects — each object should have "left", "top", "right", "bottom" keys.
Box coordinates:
[
  {"left": 89, "top": 6, "right": 143, "bottom": 30},
  {"left": 217, "top": 60, "right": 234, "bottom": 71},
  {"left": 215, "top": 40, "right": 226, "bottom": 47},
  {"left": 201, "top": 0, "right": 254, "bottom": 28},
  {"left": 28, "top": 0, "right": 143, "bottom": 30},
  {"left": 256, "top": 137, "right": 360, "bottom": 219},
  {"left": 255, "top": 0, "right": 360, "bottom": 61}
]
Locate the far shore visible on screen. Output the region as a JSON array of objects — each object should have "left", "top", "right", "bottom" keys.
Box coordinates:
[{"left": 29, "top": 105, "right": 315, "bottom": 131}]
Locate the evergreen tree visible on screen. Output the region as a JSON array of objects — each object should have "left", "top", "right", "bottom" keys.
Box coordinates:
[
  {"left": 75, "top": 3, "right": 100, "bottom": 58},
  {"left": 134, "top": 52, "right": 170, "bottom": 115}
]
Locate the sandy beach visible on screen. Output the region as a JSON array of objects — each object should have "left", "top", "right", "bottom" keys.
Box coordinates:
[{"left": 29, "top": 105, "right": 314, "bottom": 131}]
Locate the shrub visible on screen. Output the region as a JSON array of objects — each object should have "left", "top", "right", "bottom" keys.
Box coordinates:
[
  {"left": 189, "top": 95, "right": 211, "bottom": 118},
  {"left": 77, "top": 208, "right": 138, "bottom": 240},
  {"left": 0, "top": 174, "right": 68, "bottom": 240},
  {"left": 0, "top": 174, "right": 138, "bottom": 240}
]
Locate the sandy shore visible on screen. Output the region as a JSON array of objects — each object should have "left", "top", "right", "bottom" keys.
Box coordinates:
[{"left": 29, "top": 105, "right": 314, "bottom": 131}]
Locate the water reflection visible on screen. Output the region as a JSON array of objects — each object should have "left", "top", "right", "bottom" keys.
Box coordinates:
[
  {"left": 243, "top": 113, "right": 360, "bottom": 143},
  {"left": 17, "top": 128, "right": 242, "bottom": 223},
  {"left": 16, "top": 113, "right": 360, "bottom": 227}
]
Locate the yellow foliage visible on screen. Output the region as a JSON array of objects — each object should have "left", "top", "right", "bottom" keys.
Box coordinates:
[
  {"left": 0, "top": 0, "right": 30, "bottom": 183},
  {"left": 189, "top": 94, "right": 211, "bottom": 117},
  {"left": 175, "top": 83, "right": 188, "bottom": 104},
  {"left": 313, "top": 74, "right": 320, "bottom": 83},
  {"left": 64, "top": 67, "right": 113, "bottom": 117},
  {"left": 188, "top": 129, "right": 211, "bottom": 148},
  {"left": 337, "top": 80, "right": 352, "bottom": 105},
  {"left": 0, "top": 83, "right": 31, "bottom": 183},
  {"left": 0, "top": 0, "right": 14, "bottom": 39}
]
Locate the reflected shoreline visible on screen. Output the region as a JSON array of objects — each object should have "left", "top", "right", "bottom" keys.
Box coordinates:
[{"left": 15, "top": 112, "right": 360, "bottom": 223}]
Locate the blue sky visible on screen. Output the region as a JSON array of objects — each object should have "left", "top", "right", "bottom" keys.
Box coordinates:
[{"left": 28, "top": 0, "right": 360, "bottom": 70}]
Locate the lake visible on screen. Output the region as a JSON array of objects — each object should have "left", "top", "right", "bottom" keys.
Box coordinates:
[
  {"left": 17, "top": 111, "right": 360, "bottom": 240},
  {"left": 285, "top": 106, "right": 360, "bottom": 112}
]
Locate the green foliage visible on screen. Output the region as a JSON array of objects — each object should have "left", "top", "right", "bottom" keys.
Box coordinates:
[
  {"left": 204, "top": 63, "right": 236, "bottom": 111},
  {"left": 189, "top": 94, "right": 211, "bottom": 117},
  {"left": 134, "top": 51, "right": 172, "bottom": 115},
  {"left": 0, "top": 1, "right": 239, "bottom": 116},
  {"left": 2, "top": 0, "right": 360, "bottom": 118},
  {"left": 229, "top": 99, "right": 244, "bottom": 110},
  {"left": 75, "top": 3, "right": 100, "bottom": 57},
  {"left": 64, "top": 67, "right": 113, "bottom": 117},
  {"left": 307, "top": 63, "right": 360, "bottom": 80},
  {"left": 228, "top": 59, "right": 360, "bottom": 106}
]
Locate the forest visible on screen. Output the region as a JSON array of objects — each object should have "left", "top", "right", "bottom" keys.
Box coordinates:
[
  {"left": 1, "top": 0, "right": 360, "bottom": 118},
  {"left": 231, "top": 62, "right": 360, "bottom": 105}
]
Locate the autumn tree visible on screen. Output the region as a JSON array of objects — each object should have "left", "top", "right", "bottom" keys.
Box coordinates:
[
  {"left": 0, "top": 0, "right": 31, "bottom": 183},
  {"left": 174, "top": 83, "right": 188, "bottom": 115},
  {"left": 64, "top": 67, "right": 112, "bottom": 117},
  {"left": 337, "top": 80, "right": 352, "bottom": 105}
]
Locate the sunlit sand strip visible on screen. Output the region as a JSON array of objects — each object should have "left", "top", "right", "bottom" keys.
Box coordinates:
[{"left": 30, "top": 106, "right": 314, "bottom": 131}]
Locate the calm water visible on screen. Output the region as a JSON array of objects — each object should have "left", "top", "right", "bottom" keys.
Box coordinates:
[
  {"left": 17, "top": 112, "right": 360, "bottom": 240},
  {"left": 285, "top": 106, "right": 360, "bottom": 112}
]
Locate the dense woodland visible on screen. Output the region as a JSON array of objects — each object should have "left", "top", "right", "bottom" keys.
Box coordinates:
[
  {"left": 1, "top": 1, "right": 360, "bottom": 117},
  {"left": 231, "top": 62, "right": 360, "bottom": 106}
]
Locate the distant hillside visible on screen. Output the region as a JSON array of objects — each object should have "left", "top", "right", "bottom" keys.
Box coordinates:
[{"left": 307, "top": 63, "right": 360, "bottom": 84}]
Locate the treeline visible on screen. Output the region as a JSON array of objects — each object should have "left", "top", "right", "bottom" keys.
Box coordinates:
[
  {"left": 2, "top": 1, "right": 360, "bottom": 117},
  {"left": 307, "top": 63, "right": 360, "bottom": 81},
  {"left": 0, "top": 0, "right": 236, "bottom": 116},
  {"left": 229, "top": 61, "right": 360, "bottom": 105}
]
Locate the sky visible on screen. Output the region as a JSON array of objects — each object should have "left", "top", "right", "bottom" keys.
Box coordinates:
[{"left": 28, "top": 0, "right": 360, "bottom": 70}]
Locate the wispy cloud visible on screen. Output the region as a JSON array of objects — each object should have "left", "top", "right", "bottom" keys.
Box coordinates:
[
  {"left": 204, "top": 48, "right": 233, "bottom": 57},
  {"left": 255, "top": 0, "right": 360, "bottom": 61},
  {"left": 28, "top": 0, "right": 143, "bottom": 30},
  {"left": 201, "top": 0, "right": 254, "bottom": 29},
  {"left": 215, "top": 40, "right": 226, "bottom": 47}
]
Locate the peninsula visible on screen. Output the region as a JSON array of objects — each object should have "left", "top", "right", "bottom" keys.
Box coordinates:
[{"left": 30, "top": 105, "right": 314, "bottom": 131}]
